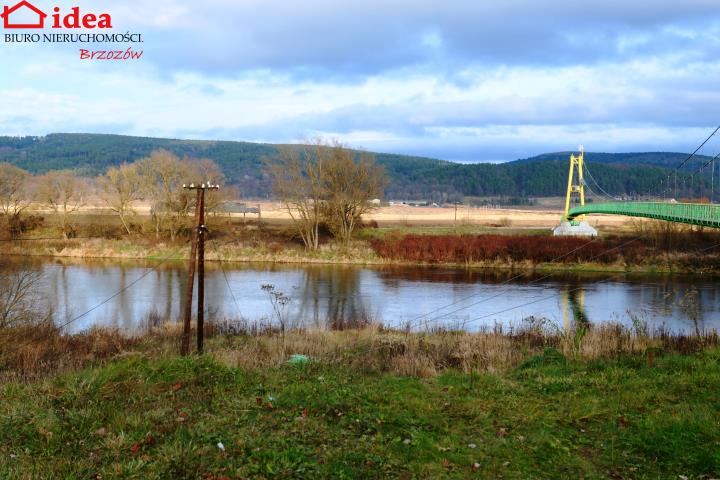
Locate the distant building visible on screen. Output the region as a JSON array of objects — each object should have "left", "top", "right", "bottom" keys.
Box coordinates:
[
  {"left": 388, "top": 200, "right": 430, "bottom": 207},
  {"left": 219, "top": 201, "right": 261, "bottom": 217}
]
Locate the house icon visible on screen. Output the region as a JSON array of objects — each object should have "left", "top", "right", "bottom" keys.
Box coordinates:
[{"left": 1, "top": 1, "right": 47, "bottom": 29}]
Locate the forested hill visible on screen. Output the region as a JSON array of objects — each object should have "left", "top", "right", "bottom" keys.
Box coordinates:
[{"left": 0, "top": 134, "right": 711, "bottom": 200}]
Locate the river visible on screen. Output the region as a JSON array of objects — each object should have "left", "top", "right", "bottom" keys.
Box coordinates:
[{"left": 2, "top": 256, "right": 718, "bottom": 335}]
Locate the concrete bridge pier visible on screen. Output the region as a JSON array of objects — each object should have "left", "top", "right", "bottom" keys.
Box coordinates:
[{"left": 553, "top": 221, "right": 598, "bottom": 237}]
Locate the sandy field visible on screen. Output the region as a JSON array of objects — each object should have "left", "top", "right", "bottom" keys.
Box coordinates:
[
  {"left": 249, "top": 202, "right": 631, "bottom": 229},
  {"left": 53, "top": 199, "right": 634, "bottom": 230}
]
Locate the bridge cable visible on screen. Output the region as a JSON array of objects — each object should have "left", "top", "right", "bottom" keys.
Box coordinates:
[
  {"left": 583, "top": 162, "right": 616, "bottom": 201},
  {"left": 688, "top": 151, "right": 720, "bottom": 198},
  {"left": 651, "top": 125, "right": 720, "bottom": 199}
]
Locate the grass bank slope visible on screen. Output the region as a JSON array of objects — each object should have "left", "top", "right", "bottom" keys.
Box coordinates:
[{"left": 2, "top": 341, "right": 719, "bottom": 478}]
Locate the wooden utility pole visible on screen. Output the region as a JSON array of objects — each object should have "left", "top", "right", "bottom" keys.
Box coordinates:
[
  {"left": 454, "top": 201, "right": 459, "bottom": 231},
  {"left": 181, "top": 182, "right": 219, "bottom": 356},
  {"left": 196, "top": 187, "right": 206, "bottom": 353}
]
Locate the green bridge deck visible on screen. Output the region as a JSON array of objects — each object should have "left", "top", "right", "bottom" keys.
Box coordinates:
[{"left": 567, "top": 202, "right": 720, "bottom": 228}]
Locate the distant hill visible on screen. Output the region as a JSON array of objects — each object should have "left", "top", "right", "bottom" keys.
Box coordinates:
[{"left": 0, "top": 134, "right": 713, "bottom": 201}]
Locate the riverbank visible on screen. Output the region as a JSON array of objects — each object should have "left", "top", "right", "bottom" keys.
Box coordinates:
[
  {"left": 1, "top": 326, "right": 718, "bottom": 478},
  {"left": 4, "top": 211, "right": 720, "bottom": 274},
  {"left": 4, "top": 231, "right": 720, "bottom": 275}
]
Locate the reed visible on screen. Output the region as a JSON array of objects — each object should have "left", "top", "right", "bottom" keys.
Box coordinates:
[{"left": 3, "top": 319, "right": 717, "bottom": 380}]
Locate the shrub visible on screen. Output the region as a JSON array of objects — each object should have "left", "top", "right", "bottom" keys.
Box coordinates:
[{"left": 370, "top": 234, "right": 647, "bottom": 264}]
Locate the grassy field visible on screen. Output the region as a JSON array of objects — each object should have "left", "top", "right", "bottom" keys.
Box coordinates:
[{"left": 1, "top": 326, "right": 719, "bottom": 479}]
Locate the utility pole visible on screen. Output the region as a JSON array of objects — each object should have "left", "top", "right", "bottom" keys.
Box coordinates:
[
  {"left": 454, "top": 201, "right": 459, "bottom": 231},
  {"left": 181, "top": 182, "right": 219, "bottom": 356}
]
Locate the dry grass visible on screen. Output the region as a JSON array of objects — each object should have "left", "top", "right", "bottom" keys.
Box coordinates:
[
  {"left": 0, "top": 324, "right": 140, "bottom": 381},
  {"left": 2, "top": 320, "right": 717, "bottom": 381},
  {"left": 209, "top": 323, "right": 718, "bottom": 377}
]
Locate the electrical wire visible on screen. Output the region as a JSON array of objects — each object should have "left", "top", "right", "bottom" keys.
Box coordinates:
[
  {"left": 208, "top": 238, "right": 244, "bottom": 321},
  {"left": 395, "top": 236, "right": 600, "bottom": 329},
  {"left": 0, "top": 242, "right": 189, "bottom": 363},
  {"left": 458, "top": 239, "right": 720, "bottom": 330},
  {"left": 397, "top": 235, "right": 641, "bottom": 330},
  {"left": 357, "top": 239, "right": 720, "bottom": 357},
  {"left": 0, "top": 235, "right": 107, "bottom": 242}
]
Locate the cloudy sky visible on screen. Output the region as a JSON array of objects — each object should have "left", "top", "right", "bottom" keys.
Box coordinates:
[{"left": 1, "top": 0, "right": 719, "bottom": 162}]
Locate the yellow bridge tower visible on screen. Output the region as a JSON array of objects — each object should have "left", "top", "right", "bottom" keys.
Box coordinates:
[
  {"left": 563, "top": 146, "right": 585, "bottom": 222},
  {"left": 553, "top": 146, "right": 598, "bottom": 236}
]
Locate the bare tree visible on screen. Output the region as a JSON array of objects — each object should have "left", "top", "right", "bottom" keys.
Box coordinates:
[
  {"left": 137, "top": 151, "right": 223, "bottom": 239},
  {"left": 322, "top": 143, "right": 386, "bottom": 245},
  {"left": 137, "top": 150, "right": 196, "bottom": 240},
  {"left": 0, "top": 163, "right": 32, "bottom": 236},
  {"left": 193, "top": 158, "right": 228, "bottom": 215},
  {"left": 0, "top": 264, "right": 48, "bottom": 329},
  {"left": 35, "top": 170, "right": 85, "bottom": 239},
  {"left": 99, "top": 162, "right": 143, "bottom": 235},
  {"left": 0, "top": 163, "right": 31, "bottom": 217},
  {"left": 265, "top": 140, "right": 329, "bottom": 250}
]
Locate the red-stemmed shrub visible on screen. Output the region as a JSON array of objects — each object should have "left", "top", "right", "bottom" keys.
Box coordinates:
[{"left": 370, "top": 234, "right": 648, "bottom": 264}]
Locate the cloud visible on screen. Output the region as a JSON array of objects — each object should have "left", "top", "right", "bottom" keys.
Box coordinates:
[
  {"left": 0, "top": 0, "right": 718, "bottom": 162},
  {"left": 103, "top": 0, "right": 720, "bottom": 77}
]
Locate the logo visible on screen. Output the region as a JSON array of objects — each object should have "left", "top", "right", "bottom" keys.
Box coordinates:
[
  {"left": 1, "top": 0, "right": 112, "bottom": 29},
  {"left": 2, "top": 0, "right": 144, "bottom": 61},
  {"left": 1, "top": 1, "right": 45, "bottom": 28}
]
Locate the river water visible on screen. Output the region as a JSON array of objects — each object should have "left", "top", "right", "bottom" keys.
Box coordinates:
[{"left": 2, "top": 256, "right": 719, "bottom": 335}]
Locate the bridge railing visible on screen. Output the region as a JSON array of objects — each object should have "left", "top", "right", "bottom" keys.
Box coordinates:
[{"left": 567, "top": 202, "right": 720, "bottom": 228}]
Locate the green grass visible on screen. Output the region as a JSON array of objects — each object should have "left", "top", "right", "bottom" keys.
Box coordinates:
[{"left": 2, "top": 348, "right": 719, "bottom": 479}]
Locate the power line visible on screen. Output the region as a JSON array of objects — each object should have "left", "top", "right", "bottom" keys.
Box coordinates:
[
  {"left": 381, "top": 238, "right": 720, "bottom": 339},
  {"left": 399, "top": 235, "right": 642, "bottom": 329},
  {"left": 0, "top": 235, "right": 106, "bottom": 242},
  {"left": 396, "top": 236, "right": 600, "bottom": 329},
  {"left": 458, "top": 239, "right": 720, "bottom": 330},
  {"left": 209, "top": 238, "right": 244, "bottom": 322},
  {"left": 0, "top": 242, "right": 188, "bottom": 363}
]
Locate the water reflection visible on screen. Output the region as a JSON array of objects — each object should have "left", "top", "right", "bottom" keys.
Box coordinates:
[
  {"left": 0, "top": 256, "right": 718, "bottom": 335},
  {"left": 297, "top": 267, "right": 372, "bottom": 330},
  {"left": 563, "top": 284, "right": 589, "bottom": 333}
]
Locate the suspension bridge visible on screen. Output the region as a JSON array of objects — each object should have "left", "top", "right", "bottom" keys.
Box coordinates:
[{"left": 554, "top": 127, "right": 720, "bottom": 235}]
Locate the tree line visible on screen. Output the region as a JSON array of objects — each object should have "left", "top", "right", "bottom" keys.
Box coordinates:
[
  {"left": 4, "top": 133, "right": 711, "bottom": 200},
  {"left": 0, "top": 141, "right": 387, "bottom": 248},
  {"left": 0, "top": 150, "right": 228, "bottom": 240}
]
